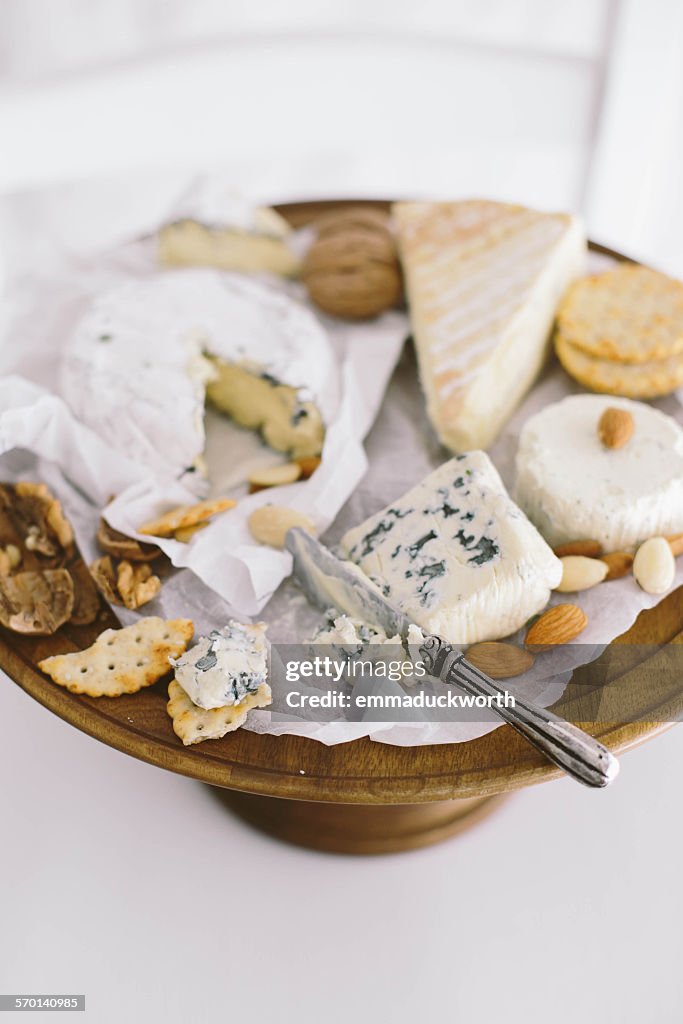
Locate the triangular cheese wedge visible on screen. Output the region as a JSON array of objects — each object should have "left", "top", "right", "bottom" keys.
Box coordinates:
[{"left": 393, "top": 200, "right": 585, "bottom": 451}]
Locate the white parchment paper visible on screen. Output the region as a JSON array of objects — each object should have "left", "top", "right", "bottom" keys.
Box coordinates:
[{"left": 1, "top": 176, "right": 681, "bottom": 748}]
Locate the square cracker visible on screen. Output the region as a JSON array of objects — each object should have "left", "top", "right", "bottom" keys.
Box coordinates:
[
  {"left": 139, "top": 498, "right": 236, "bottom": 538},
  {"left": 167, "top": 679, "right": 272, "bottom": 745},
  {"left": 38, "top": 617, "right": 193, "bottom": 697}
]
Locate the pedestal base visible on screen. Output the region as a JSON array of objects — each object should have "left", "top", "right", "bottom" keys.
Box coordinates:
[{"left": 211, "top": 789, "right": 511, "bottom": 854}]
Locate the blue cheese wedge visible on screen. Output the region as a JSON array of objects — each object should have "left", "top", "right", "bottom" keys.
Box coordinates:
[
  {"left": 340, "top": 453, "right": 562, "bottom": 644},
  {"left": 62, "top": 270, "right": 338, "bottom": 484},
  {"left": 515, "top": 394, "right": 683, "bottom": 551},
  {"left": 171, "top": 620, "right": 268, "bottom": 711}
]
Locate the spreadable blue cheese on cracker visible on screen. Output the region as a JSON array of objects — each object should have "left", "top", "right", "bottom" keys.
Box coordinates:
[
  {"left": 171, "top": 621, "right": 268, "bottom": 711},
  {"left": 340, "top": 453, "right": 562, "bottom": 645}
]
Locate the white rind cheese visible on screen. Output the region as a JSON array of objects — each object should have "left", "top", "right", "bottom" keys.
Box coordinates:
[
  {"left": 393, "top": 200, "right": 586, "bottom": 452},
  {"left": 62, "top": 269, "right": 337, "bottom": 484},
  {"left": 515, "top": 394, "right": 683, "bottom": 551},
  {"left": 158, "top": 188, "right": 299, "bottom": 276},
  {"left": 341, "top": 453, "right": 562, "bottom": 644},
  {"left": 171, "top": 620, "right": 268, "bottom": 710}
]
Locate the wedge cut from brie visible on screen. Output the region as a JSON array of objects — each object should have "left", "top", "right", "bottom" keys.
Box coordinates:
[
  {"left": 62, "top": 269, "right": 337, "bottom": 484},
  {"left": 159, "top": 217, "right": 300, "bottom": 278},
  {"left": 393, "top": 200, "right": 586, "bottom": 452},
  {"left": 340, "top": 453, "right": 562, "bottom": 645},
  {"left": 158, "top": 189, "right": 299, "bottom": 277}
]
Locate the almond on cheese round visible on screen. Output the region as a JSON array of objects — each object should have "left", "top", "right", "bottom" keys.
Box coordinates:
[{"left": 515, "top": 394, "right": 683, "bottom": 552}]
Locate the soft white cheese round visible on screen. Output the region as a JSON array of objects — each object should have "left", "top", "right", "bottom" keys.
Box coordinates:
[{"left": 515, "top": 395, "right": 683, "bottom": 551}]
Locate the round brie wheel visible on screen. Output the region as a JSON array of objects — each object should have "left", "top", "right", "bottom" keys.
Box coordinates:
[
  {"left": 62, "top": 269, "right": 338, "bottom": 487},
  {"left": 514, "top": 394, "right": 683, "bottom": 552}
]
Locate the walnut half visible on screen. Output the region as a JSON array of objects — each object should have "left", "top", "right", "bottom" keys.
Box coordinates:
[
  {"left": 0, "top": 569, "right": 75, "bottom": 635},
  {"left": 0, "top": 483, "right": 73, "bottom": 559}
]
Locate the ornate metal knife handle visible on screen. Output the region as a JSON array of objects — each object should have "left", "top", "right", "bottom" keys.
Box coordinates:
[{"left": 419, "top": 635, "right": 619, "bottom": 788}]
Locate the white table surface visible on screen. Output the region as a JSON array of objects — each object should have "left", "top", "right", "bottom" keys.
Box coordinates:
[
  {"left": 1, "top": 5, "right": 682, "bottom": 1020},
  {"left": 2, "top": 678, "right": 682, "bottom": 1023}
]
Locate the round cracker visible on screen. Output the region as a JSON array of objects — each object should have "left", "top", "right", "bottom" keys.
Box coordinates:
[
  {"left": 555, "top": 331, "right": 683, "bottom": 398},
  {"left": 139, "top": 497, "right": 236, "bottom": 538},
  {"left": 557, "top": 264, "right": 683, "bottom": 364}
]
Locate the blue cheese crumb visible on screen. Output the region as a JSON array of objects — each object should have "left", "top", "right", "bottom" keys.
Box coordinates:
[
  {"left": 311, "top": 611, "right": 424, "bottom": 674},
  {"left": 172, "top": 620, "right": 268, "bottom": 710}
]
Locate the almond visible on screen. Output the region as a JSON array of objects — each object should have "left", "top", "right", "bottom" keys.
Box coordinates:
[
  {"left": 465, "top": 641, "right": 535, "bottom": 679},
  {"left": 633, "top": 537, "right": 675, "bottom": 594},
  {"left": 294, "top": 455, "right": 322, "bottom": 479},
  {"left": 525, "top": 604, "right": 588, "bottom": 650},
  {"left": 248, "top": 462, "right": 302, "bottom": 493},
  {"left": 665, "top": 532, "right": 683, "bottom": 556},
  {"left": 598, "top": 407, "right": 634, "bottom": 449},
  {"left": 555, "top": 555, "right": 608, "bottom": 593},
  {"left": 248, "top": 505, "right": 316, "bottom": 549},
  {"left": 601, "top": 551, "right": 634, "bottom": 581},
  {"left": 553, "top": 539, "right": 603, "bottom": 558}
]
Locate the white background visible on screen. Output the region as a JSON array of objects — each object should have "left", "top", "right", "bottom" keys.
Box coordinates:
[{"left": 1, "top": 1, "right": 682, "bottom": 1021}]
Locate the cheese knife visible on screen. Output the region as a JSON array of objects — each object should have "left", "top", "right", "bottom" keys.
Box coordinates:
[{"left": 285, "top": 527, "right": 619, "bottom": 788}]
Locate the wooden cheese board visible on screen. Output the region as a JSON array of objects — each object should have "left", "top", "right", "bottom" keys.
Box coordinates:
[{"left": 1, "top": 201, "right": 681, "bottom": 854}]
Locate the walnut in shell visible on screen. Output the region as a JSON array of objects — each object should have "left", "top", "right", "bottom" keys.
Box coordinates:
[
  {"left": 0, "top": 483, "right": 73, "bottom": 559},
  {"left": 302, "top": 208, "right": 402, "bottom": 319},
  {"left": 0, "top": 569, "right": 75, "bottom": 635},
  {"left": 67, "top": 559, "right": 103, "bottom": 625}
]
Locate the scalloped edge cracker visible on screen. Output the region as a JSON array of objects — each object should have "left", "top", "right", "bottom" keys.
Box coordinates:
[
  {"left": 139, "top": 498, "right": 236, "bottom": 538},
  {"left": 555, "top": 332, "right": 683, "bottom": 398},
  {"left": 38, "top": 617, "right": 193, "bottom": 697},
  {"left": 167, "top": 679, "right": 272, "bottom": 745}
]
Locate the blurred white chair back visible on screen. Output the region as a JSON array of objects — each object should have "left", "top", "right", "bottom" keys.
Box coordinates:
[{"left": 0, "top": 0, "right": 611, "bottom": 212}]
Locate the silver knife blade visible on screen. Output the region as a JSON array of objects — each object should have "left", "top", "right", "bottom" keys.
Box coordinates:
[{"left": 285, "top": 527, "right": 413, "bottom": 638}]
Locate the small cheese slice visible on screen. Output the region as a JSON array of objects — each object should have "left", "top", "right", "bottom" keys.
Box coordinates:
[
  {"left": 159, "top": 218, "right": 300, "bottom": 278},
  {"left": 393, "top": 199, "right": 586, "bottom": 452},
  {"left": 158, "top": 191, "right": 299, "bottom": 276},
  {"left": 340, "top": 453, "right": 562, "bottom": 645}
]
